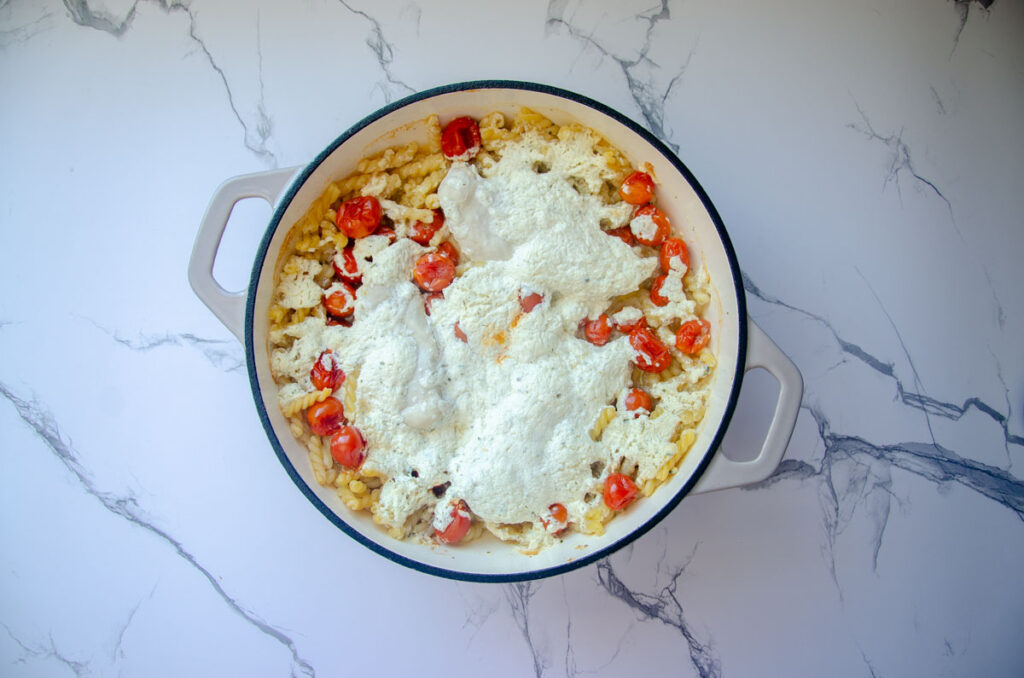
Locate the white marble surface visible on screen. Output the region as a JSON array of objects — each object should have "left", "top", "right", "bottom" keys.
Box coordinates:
[{"left": 2, "top": 0, "right": 1022, "bottom": 675}]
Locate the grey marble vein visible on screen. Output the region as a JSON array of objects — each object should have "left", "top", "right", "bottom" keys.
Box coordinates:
[
  {"left": 0, "top": 7, "right": 55, "bottom": 47},
  {"left": 2, "top": 623, "right": 89, "bottom": 676},
  {"left": 63, "top": 0, "right": 136, "bottom": 36},
  {"left": 505, "top": 582, "right": 546, "bottom": 678},
  {"left": 546, "top": 0, "right": 691, "bottom": 153},
  {"left": 952, "top": 0, "right": 995, "bottom": 51},
  {"left": 336, "top": 0, "right": 415, "bottom": 103},
  {"left": 89, "top": 320, "right": 244, "bottom": 372},
  {"left": 596, "top": 559, "right": 719, "bottom": 678},
  {"left": 0, "top": 381, "right": 316, "bottom": 677}
]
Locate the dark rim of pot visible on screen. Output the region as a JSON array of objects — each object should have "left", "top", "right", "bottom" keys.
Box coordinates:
[{"left": 244, "top": 80, "right": 748, "bottom": 583}]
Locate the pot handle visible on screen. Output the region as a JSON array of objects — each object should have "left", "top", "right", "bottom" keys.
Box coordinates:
[
  {"left": 188, "top": 168, "right": 298, "bottom": 342},
  {"left": 691, "top": 319, "right": 803, "bottom": 493}
]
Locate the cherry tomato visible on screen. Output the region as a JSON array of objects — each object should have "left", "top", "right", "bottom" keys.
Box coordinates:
[
  {"left": 619, "top": 171, "right": 655, "bottom": 205},
  {"left": 603, "top": 473, "right": 638, "bottom": 510},
  {"left": 409, "top": 209, "right": 444, "bottom": 245},
  {"left": 307, "top": 397, "right": 345, "bottom": 437},
  {"left": 649, "top": 274, "right": 670, "bottom": 306},
  {"left": 375, "top": 225, "right": 397, "bottom": 243},
  {"left": 675, "top": 318, "right": 711, "bottom": 354},
  {"left": 310, "top": 349, "right": 345, "bottom": 391},
  {"left": 413, "top": 252, "right": 456, "bottom": 292},
  {"left": 332, "top": 247, "right": 361, "bottom": 285},
  {"left": 441, "top": 116, "right": 482, "bottom": 160},
  {"left": 336, "top": 196, "right": 382, "bottom": 239},
  {"left": 454, "top": 321, "right": 468, "bottom": 343},
  {"left": 324, "top": 283, "right": 357, "bottom": 318},
  {"left": 436, "top": 240, "right": 460, "bottom": 266},
  {"left": 435, "top": 499, "right": 472, "bottom": 544},
  {"left": 631, "top": 205, "right": 670, "bottom": 247},
  {"left": 582, "top": 314, "right": 612, "bottom": 346},
  {"left": 659, "top": 237, "right": 690, "bottom": 273},
  {"left": 607, "top": 226, "right": 634, "bottom": 246},
  {"left": 624, "top": 388, "right": 653, "bottom": 416},
  {"left": 423, "top": 291, "right": 443, "bottom": 315},
  {"left": 519, "top": 292, "right": 543, "bottom": 313},
  {"left": 629, "top": 324, "right": 672, "bottom": 373},
  {"left": 613, "top": 311, "right": 646, "bottom": 334},
  {"left": 330, "top": 425, "right": 365, "bottom": 469},
  {"left": 541, "top": 502, "right": 568, "bottom": 530}
]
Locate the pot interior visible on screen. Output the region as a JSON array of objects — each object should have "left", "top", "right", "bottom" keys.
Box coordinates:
[{"left": 247, "top": 82, "right": 745, "bottom": 580}]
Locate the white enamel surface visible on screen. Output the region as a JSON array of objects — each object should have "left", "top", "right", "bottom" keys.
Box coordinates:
[{"left": 2, "top": 1, "right": 1022, "bottom": 676}]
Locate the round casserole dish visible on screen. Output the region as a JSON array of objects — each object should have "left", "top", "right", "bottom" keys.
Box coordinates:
[{"left": 189, "top": 81, "right": 802, "bottom": 582}]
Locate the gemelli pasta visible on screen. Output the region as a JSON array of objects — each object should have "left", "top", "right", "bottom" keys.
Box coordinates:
[{"left": 267, "top": 108, "right": 714, "bottom": 553}]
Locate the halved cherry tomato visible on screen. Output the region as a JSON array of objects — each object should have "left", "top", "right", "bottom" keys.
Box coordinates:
[
  {"left": 607, "top": 226, "right": 634, "bottom": 246},
  {"left": 413, "top": 252, "right": 456, "bottom": 292},
  {"left": 603, "top": 473, "right": 638, "bottom": 510},
  {"left": 541, "top": 502, "right": 568, "bottom": 530},
  {"left": 650, "top": 275, "right": 670, "bottom": 306},
  {"left": 435, "top": 499, "right": 472, "bottom": 544},
  {"left": 332, "top": 248, "right": 361, "bottom": 285},
  {"left": 675, "top": 318, "right": 711, "bottom": 354},
  {"left": 629, "top": 324, "right": 672, "bottom": 372},
  {"left": 441, "top": 117, "right": 482, "bottom": 160},
  {"left": 624, "top": 388, "right": 653, "bottom": 416},
  {"left": 307, "top": 397, "right": 345, "bottom": 437},
  {"left": 324, "top": 283, "right": 357, "bottom": 318},
  {"left": 582, "top": 314, "right": 612, "bottom": 346},
  {"left": 330, "top": 425, "right": 365, "bottom": 469},
  {"left": 336, "top": 196, "right": 382, "bottom": 239},
  {"left": 519, "top": 292, "right": 543, "bottom": 313},
  {"left": 423, "top": 291, "right": 443, "bottom": 315},
  {"left": 619, "top": 171, "right": 655, "bottom": 205},
  {"left": 454, "top": 322, "right": 467, "bottom": 343},
  {"left": 659, "top": 237, "right": 690, "bottom": 273},
  {"left": 436, "top": 240, "right": 460, "bottom": 266},
  {"left": 631, "top": 205, "right": 670, "bottom": 247},
  {"left": 310, "top": 349, "right": 345, "bottom": 391},
  {"left": 409, "top": 209, "right": 444, "bottom": 245}
]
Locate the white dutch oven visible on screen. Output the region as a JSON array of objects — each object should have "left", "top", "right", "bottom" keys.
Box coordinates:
[{"left": 189, "top": 81, "right": 802, "bottom": 582}]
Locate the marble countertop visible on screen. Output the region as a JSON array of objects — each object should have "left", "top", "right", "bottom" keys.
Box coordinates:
[{"left": 2, "top": 1, "right": 1021, "bottom": 676}]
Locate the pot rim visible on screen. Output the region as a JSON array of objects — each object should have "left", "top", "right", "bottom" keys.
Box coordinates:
[{"left": 243, "top": 80, "right": 748, "bottom": 582}]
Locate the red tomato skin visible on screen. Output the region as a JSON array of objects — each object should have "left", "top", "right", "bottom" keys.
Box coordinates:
[
  {"left": 332, "top": 248, "right": 362, "bottom": 284},
  {"left": 607, "top": 226, "right": 634, "bottom": 246},
  {"left": 310, "top": 350, "right": 345, "bottom": 391},
  {"left": 375, "top": 225, "right": 397, "bottom": 243},
  {"left": 454, "top": 322, "right": 468, "bottom": 343},
  {"left": 624, "top": 388, "right": 653, "bottom": 415},
  {"left": 435, "top": 240, "right": 460, "bottom": 266},
  {"left": 423, "top": 291, "right": 443, "bottom": 315},
  {"left": 583, "top": 314, "right": 613, "bottom": 346},
  {"left": 613, "top": 312, "right": 646, "bottom": 334},
  {"left": 413, "top": 253, "right": 457, "bottom": 292},
  {"left": 675, "top": 318, "right": 712, "bottom": 354},
  {"left": 519, "top": 292, "right": 543, "bottom": 313},
  {"left": 631, "top": 205, "right": 670, "bottom": 247},
  {"left": 541, "top": 502, "right": 569, "bottom": 531},
  {"left": 336, "top": 196, "right": 382, "bottom": 239},
  {"left": 330, "top": 425, "right": 366, "bottom": 469},
  {"left": 324, "top": 283, "right": 357, "bottom": 318},
  {"left": 619, "top": 171, "right": 655, "bottom": 205},
  {"left": 441, "top": 117, "right": 482, "bottom": 160},
  {"left": 603, "top": 473, "right": 638, "bottom": 510},
  {"left": 629, "top": 325, "right": 672, "bottom": 373},
  {"left": 659, "top": 238, "right": 690, "bottom": 273},
  {"left": 409, "top": 209, "right": 444, "bottom": 245},
  {"left": 307, "top": 397, "right": 345, "bottom": 437},
  {"left": 649, "top": 275, "right": 670, "bottom": 306},
  {"left": 435, "top": 499, "right": 472, "bottom": 544}
]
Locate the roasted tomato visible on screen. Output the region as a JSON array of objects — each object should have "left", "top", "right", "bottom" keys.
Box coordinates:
[
  {"left": 332, "top": 247, "right": 362, "bottom": 285},
  {"left": 675, "top": 318, "right": 711, "bottom": 354},
  {"left": 409, "top": 209, "right": 444, "bottom": 245},
  {"left": 423, "top": 291, "right": 444, "bottom": 315},
  {"left": 519, "top": 291, "right": 543, "bottom": 313},
  {"left": 436, "top": 240, "right": 460, "bottom": 266},
  {"left": 582, "top": 314, "right": 613, "bottom": 346},
  {"left": 607, "top": 226, "right": 634, "bottom": 246},
  {"left": 310, "top": 349, "right": 345, "bottom": 392},
  {"left": 454, "top": 321, "right": 468, "bottom": 343},
  {"left": 435, "top": 499, "right": 472, "bottom": 544},
  {"left": 649, "top": 274, "right": 670, "bottom": 307},
  {"left": 603, "top": 473, "right": 638, "bottom": 510},
  {"left": 624, "top": 388, "right": 653, "bottom": 416},
  {"left": 441, "top": 116, "right": 482, "bottom": 160},
  {"left": 631, "top": 205, "right": 670, "bottom": 247},
  {"left": 541, "top": 502, "right": 569, "bottom": 531},
  {"left": 618, "top": 171, "right": 655, "bottom": 205},
  {"left": 613, "top": 310, "right": 646, "bottom": 334},
  {"left": 336, "top": 196, "right": 382, "bottom": 239},
  {"left": 659, "top": 237, "right": 690, "bottom": 273},
  {"left": 330, "top": 425, "right": 365, "bottom": 469},
  {"left": 307, "top": 397, "right": 345, "bottom": 437},
  {"left": 413, "top": 252, "right": 456, "bottom": 292},
  {"left": 629, "top": 324, "right": 671, "bottom": 373},
  {"left": 324, "top": 283, "right": 357, "bottom": 318}
]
